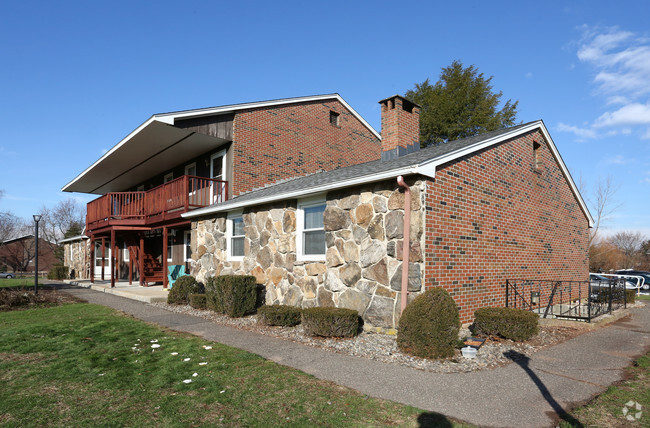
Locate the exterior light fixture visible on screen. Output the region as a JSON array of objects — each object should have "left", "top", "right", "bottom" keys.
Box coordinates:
[
  {"left": 33, "top": 214, "right": 41, "bottom": 294},
  {"left": 531, "top": 291, "right": 540, "bottom": 305}
]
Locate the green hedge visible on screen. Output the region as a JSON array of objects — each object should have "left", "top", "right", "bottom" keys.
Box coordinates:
[
  {"left": 167, "top": 276, "right": 203, "bottom": 305},
  {"left": 301, "top": 307, "right": 359, "bottom": 338},
  {"left": 625, "top": 289, "right": 636, "bottom": 304},
  {"left": 258, "top": 305, "right": 302, "bottom": 327},
  {"left": 473, "top": 307, "right": 539, "bottom": 341},
  {"left": 47, "top": 264, "right": 69, "bottom": 280},
  {"left": 396, "top": 288, "right": 460, "bottom": 359},
  {"left": 205, "top": 275, "right": 257, "bottom": 318},
  {"left": 189, "top": 293, "right": 207, "bottom": 310}
]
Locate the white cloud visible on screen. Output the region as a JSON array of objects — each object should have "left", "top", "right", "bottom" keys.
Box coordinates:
[
  {"left": 605, "top": 154, "right": 630, "bottom": 165},
  {"left": 556, "top": 122, "right": 597, "bottom": 140},
  {"left": 525, "top": 72, "right": 533, "bottom": 79},
  {"left": 606, "top": 95, "right": 629, "bottom": 105},
  {"left": 593, "top": 103, "right": 650, "bottom": 127},
  {"left": 642, "top": 129, "right": 650, "bottom": 140}
]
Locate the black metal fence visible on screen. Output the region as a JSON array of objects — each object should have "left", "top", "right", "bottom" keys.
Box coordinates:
[{"left": 505, "top": 278, "right": 628, "bottom": 322}]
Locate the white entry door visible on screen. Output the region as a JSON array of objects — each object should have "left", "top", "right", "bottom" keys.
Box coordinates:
[
  {"left": 210, "top": 150, "right": 227, "bottom": 203},
  {"left": 94, "top": 241, "right": 112, "bottom": 279}
]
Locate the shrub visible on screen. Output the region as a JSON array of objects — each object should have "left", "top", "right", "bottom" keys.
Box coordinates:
[
  {"left": 47, "top": 264, "right": 69, "bottom": 280},
  {"left": 258, "top": 305, "right": 302, "bottom": 327},
  {"left": 397, "top": 288, "right": 460, "bottom": 359},
  {"left": 167, "top": 275, "right": 203, "bottom": 305},
  {"left": 473, "top": 307, "right": 539, "bottom": 341},
  {"left": 301, "top": 307, "right": 359, "bottom": 338},
  {"left": 625, "top": 290, "right": 636, "bottom": 304},
  {"left": 189, "top": 293, "right": 207, "bottom": 310},
  {"left": 205, "top": 275, "right": 257, "bottom": 317}
]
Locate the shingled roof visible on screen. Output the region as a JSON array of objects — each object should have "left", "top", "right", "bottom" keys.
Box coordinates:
[{"left": 184, "top": 120, "right": 593, "bottom": 226}]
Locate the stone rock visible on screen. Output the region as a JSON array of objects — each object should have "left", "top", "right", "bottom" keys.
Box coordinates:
[
  {"left": 335, "top": 229, "right": 353, "bottom": 240},
  {"left": 390, "top": 262, "right": 422, "bottom": 292},
  {"left": 273, "top": 252, "right": 285, "bottom": 268},
  {"left": 338, "top": 194, "right": 360, "bottom": 210},
  {"left": 356, "top": 279, "right": 377, "bottom": 295},
  {"left": 255, "top": 212, "right": 269, "bottom": 232},
  {"left": 326, "top": 247, "right": 344, "bottom": 267},
  {"left": 323, "top": 270, "right": 346, "bottom": 292},
  {"left": 352, "top": 225, "right": 369, "bottom": 244},
  {"left": 317, "top": 287, "right": 335, "bottom": 307},
  {"left": 285, "top": 253, "right": 296, "bottom": 270},
  {"left": 410, "top": 210, "right": 423, "bottom": 241},
  {"left": 375, "top": 285, "right": 396, "bottom": 298},
  {"left": 302, "top": 298, "right": 318, "bottom": 308},
  {"left": 283, "top": 284, "right": 303, "bottom": 307},
  {"left": 283, "top": 210, "right": 296, "bottom": 233},
  {"left": 305, "top": 263, "right": 326, "bottom": 276},
  {"left": 270, "top": 208, "right": 284, "bottom": 222},
  {"left": 343, "top": 240, "right": 359, "bottom": 263},
  {"left": 204, "top": 233, "right": 215, "bottom": 248},
  {"left": 273, "top": 221, "right": 283, "bottom": 235},
  {"left": 278, "top": 236, "right": 290, "bottom": 253},
  {"left": 215, "top": 217, "right": 226, "bottom": 232},
  {"left": 197, "top": 244, "right": 207, "bottom": 258},
  {"left": 360, "top": 239, "right": 384, "bottom": 268},
  {"left": 270, "top": 267, "right": 284, "bottom": 285},
  {"left": 388, "top": 187, "right": 421, "bottom": 211},
  {"left": 360, "top": 191, "right": 373, "bottom": 203},
  {"left": 372, "top": 196, "right": 387, "bottom": 213},
  {"left": 256, "top": 246, "right": 272, "bottom": 270},
  {"left": 243, "top": 256, "right": 257, "bottom": 272},
  {"left": 298, "top": 276, "right": 318, "bottom": 299},
  {"left": 363, "top": 258, "right": 388, "bottom": 285},
  {"left": 335, "top": 238, "right": 344, "bottom": 255},
  {"left": 338, "top": 289, "right": 371, "bottom": 315},
  {"left": 354, "top": 204, "right": 373, "bottom": 227},
  {"left": 385, "top": 210, "right": 404, "bottom": 239},
  {"left": 200, "top": 253, "right": 213, "bottom": 271},
  {"left": 395, "top": 240, "right": 423, "bottom": 262},
  {"left": 387, "top": 241, "right": 396, "bottom": 258},
  {"left": 325, "top": 232, "right": 336, "bottom": 248},
  {"left": 367, "top": 214, "right": 384, "bottom": 240},
  {"left": 259, "top": 230, "right": 271, "bottom": 247},
  {"left": 339, "top": 262, "right": 361, "bottom": 287},
  {"left": 323, "top": 206, "right": 350, "bottom": 231},
  {"left": 364, "top": 295, "right": 395, "bottom": 328}
]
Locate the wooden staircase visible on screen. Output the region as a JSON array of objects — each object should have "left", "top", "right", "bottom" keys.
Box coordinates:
[{"left": 126, "top": 237, "right": 164, "bottom": 286}]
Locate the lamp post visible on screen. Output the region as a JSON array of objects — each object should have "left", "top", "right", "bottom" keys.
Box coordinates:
[{"left": 33, "top": 214, "right": 41, "bottom": 295}]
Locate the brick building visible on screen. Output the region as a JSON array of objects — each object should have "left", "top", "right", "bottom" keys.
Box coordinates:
[{"left": 63, "top": 94, "right": 592, "bottom": 326}]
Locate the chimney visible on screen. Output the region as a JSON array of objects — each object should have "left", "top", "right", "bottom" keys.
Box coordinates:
[{"left": 379, "top": 95, "right": 420, "bottom": 161}]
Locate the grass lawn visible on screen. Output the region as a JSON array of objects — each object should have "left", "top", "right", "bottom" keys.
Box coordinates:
[
  {"left": 637, "top": 294, "right": 650, "bottom": 301},
  {"left": 559, "top": 350, "right": 649, "bottom": 427},
  {"left": 0, "top": 277, "right": 45, "bottom": 288},
  {"left": 0, "top": 302, "right": 468, "bottom": 427}
]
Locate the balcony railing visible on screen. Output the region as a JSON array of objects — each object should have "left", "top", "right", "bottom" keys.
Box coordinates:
[{"left": 87, "top": 175, "right": 227, "bottom": 230}]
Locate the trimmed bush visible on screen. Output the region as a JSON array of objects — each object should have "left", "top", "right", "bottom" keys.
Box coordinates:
[
  {"left": 473, "top": 307, "right": 539, "bottom": 341},
  {"left": 397, "top": 288, "right": 460, "bottom": 359},
  {"left": 258, "top": 305, "right": 302, "bottom": 327},
  {"left": 205, "top": 275, "right": 257, "bottom": 317},
  {"left": 625, "top": 289, "right": 636, "bottom": 304},
  {"left": 47, "top": 264, "right": 69, "bottom": 280},
  {"left": 302, "top": 307, "right": 359, "bottom": 338},
  {"left": 189, "top": 293, "right": 207, "bottom": 310},
  {"left": 167, "top": 275, "right": 203, "bottom": 305}
]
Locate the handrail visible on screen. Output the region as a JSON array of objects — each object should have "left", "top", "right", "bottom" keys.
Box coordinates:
[{"left": 86, "top": 175, "right": 227, "bottom": 228}]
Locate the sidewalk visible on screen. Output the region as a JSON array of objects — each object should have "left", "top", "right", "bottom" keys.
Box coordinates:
[{"left": 60, "top": 285, "right": 650, "bottom": 427}]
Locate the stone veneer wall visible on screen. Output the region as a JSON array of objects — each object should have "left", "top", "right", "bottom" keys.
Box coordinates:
[
  {"left": 63, "top": 239, "right": 90, "bottom": 280},
  {"left": 191, "top": 179, "right": 426, "bottom": 328}
]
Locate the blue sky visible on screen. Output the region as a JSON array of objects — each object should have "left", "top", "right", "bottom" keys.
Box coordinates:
[{"left": 1, "top": 1, "right": 648, "bottom": 238}]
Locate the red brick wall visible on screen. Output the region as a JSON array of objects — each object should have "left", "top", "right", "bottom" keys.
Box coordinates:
[
  {"left": 422, "top": 130, "right": 590, "bottom": 323},
  {"left": 380, "top": 96, "right": 420, "bottom": 152},
  {"left": 231, "top": 99, "right": 381, "bottom": 196}
]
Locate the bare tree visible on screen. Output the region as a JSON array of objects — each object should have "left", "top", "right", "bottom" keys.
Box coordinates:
[
  {"left": 609, "top": 231, "right": 648, "bottom": 269},
  {"left": 585, "top": 175, "right": 622, "bottom": 247},
  {"left": 0, "top": 211, "right": 23, "bottom": 244},
  {"left": 39, "top": 198, "right": 85, "bottom": 243}
]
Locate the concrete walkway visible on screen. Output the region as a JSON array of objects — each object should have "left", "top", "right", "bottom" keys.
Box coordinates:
[
  {"left": 65, "top": 279, "right": 168, "bottom": 303},
  {"left": 59, "top": 284, "right": 650, "bottom": 428}
]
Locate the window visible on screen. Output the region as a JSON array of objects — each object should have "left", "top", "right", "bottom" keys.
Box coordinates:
[
  {"left": 164, "top": 172, "right": 174, "bottom": 183},
  {"left": 185, "top": 162, "right": 196, "bottom": 177},
  {"left": 167, "top": 232, "right": 174, "bottom": 262},
  {"left": 184, "top": 230, "right": 192, "bottom": 262},
  {"left": 227, "top": 212, "right": 245, "bottom": 260},
  {"left": 136, "top": 184, "right": 145, "bottom": 192},
  {"left": 329, "top": 111, "right": 340, "bottom": 127},
  {"left": 297, "top": 198, "right": 326, "bottom": 260},
  {"left": 123, "top": 242, "right": 129, "bottom": 262},
  {"left": 210, "top": 150, "right": 227, "bottom": 203}
]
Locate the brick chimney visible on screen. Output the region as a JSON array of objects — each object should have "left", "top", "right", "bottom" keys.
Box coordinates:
[{"left": 379, "top": 95, "right": 420, "bottom": 161}]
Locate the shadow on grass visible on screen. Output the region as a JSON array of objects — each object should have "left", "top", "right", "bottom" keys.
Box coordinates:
[
  {"left": 504, "top": 350, "right": 584, "bottom": 428},
  {"left": 417, "top": 411, "right": 454, "bottom": 427}
]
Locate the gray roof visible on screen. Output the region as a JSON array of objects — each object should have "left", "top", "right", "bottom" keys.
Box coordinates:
[{"left": 184, "top": 121, "right": 539, "bottom": 218}]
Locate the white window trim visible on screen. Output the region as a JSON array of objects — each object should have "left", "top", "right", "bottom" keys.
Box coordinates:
[
  {"left": 167, "top": 232, "right": 174, "bottom": 262},
  {"left": 184, "top": 162, "right": 197, "bottom": 177},
  {"left": 123, "top": 242, "right": 129, "bottom": 262},
  {"left": 296, "top": 196, "right": 326, "bottom": 262},
  {"left": 226, "top": 210, "right": 245, "bottom": 261},
  {"left": 184, "top": 230, "right": 192, "bottom": 262}
]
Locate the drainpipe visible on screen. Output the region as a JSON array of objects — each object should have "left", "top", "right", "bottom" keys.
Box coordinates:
[{"left": 397, "top": 176, "right": 410, "bottom": 314}]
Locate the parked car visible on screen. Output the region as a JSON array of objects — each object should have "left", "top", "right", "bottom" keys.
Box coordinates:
[
  {"left": 0, "top": 272, "right": 16, "bottom": 279},
  {"left": 615, "top": 270, "right": 650, "bottom": 291},
  {"left": 589, "top": 274, "right": 637, "bottom": 289}
]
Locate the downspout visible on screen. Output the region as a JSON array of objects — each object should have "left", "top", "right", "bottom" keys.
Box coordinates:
[{"left": 397, "top": 176, "right": 410, "bottom": 314}]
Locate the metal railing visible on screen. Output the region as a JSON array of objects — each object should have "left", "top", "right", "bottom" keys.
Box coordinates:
[{"left": 505, "top": 278, "right": 628, "bottom": 322}]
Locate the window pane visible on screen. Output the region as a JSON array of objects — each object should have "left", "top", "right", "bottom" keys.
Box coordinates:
[
  {"left": 303, "top": 230, "right": 325, "bottom": 255},
  {"left": 233, "top": 217, "right": 244, "bottom": 236},
  {"left": 232, "top": 236, "right": 245, "bottom": 257},
  {"left": 304, "top": 204, "right": 325, "bottom": 229}
]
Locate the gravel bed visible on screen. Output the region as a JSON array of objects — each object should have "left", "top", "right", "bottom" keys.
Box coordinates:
[{"left": 150, "top": 302, "right": 587, "bottom": 373}]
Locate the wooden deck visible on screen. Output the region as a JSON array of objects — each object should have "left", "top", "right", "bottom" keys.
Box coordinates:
[{"left": 86, "top": 175, "right": 227, "bottom": 233}]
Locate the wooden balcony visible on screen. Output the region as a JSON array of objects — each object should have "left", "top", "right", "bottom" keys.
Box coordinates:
[{"left": 87, "top": 175, "right": 227, "bottom": 232}]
